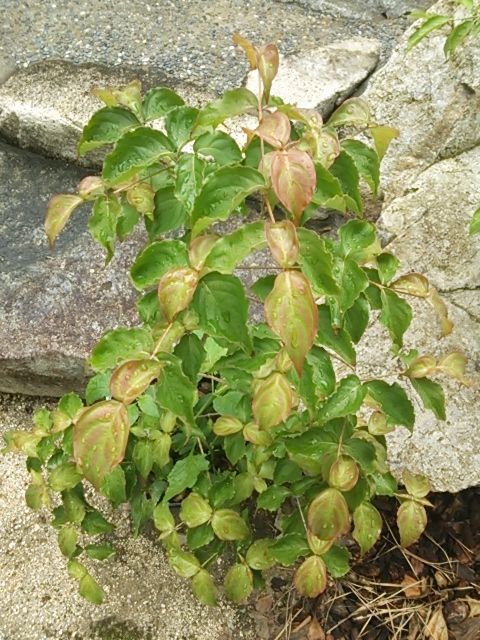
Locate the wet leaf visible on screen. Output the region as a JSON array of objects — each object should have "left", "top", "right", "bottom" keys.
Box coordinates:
[
  {"left": 89, "top": 327, "right": 153, "bottom": 372},
  {"left": 252, "top": 372, "right": 293, "bottom": 429},
  {"left": 100, "top": 466, "right": 127, "bottom": 505},
  {"left": 193, "top": 130, "right": 242, "bottom": 166},
  {"left": 142, "top": 87, "right": 185, "bottom": 120},
  {"left": 265, "top": 270, "right": 318, "bottom": 374},
  {"left": 297, "top": 228, "right": 338, "bottom": 296},
  {"left": 265, "top": 220, "right": 299, "bottom": 268},
  {"left": 365, "top": 380, "right": 414, "bottom": 430},
  {"left": 81, "top": 510, "right": 114, "bottom": 535},
  {"left": 48, "top": 463, "right": 82, "bottom": 492},
  {"left": 369, "top": 125, "right": 399, "bottom": 160},
  {"left": 353, "top": 502, "right": 382, "bottom": 555},
  {"left": 192, "top": 569, "right": 218, "bottom": 606},
  {"left": 168, "top": 548, "right": 200, "bottom": 578},
  {"left": 253, "top": 111, "right": 291, "bottom": 148},
  {"left": 156, "top": 354, "right": 197, "bottom": 427},
  {"left": 270, "top": 533, "right": 310, "bottom": 566},
  {"left": 380, "top": 289, "right": 412, "bottom": 347},
  {"left": 224, "top": 564, "right": 253, "bottom": 603},
  {"left": 165, "top": 453, "right": 209, "bottom": 501},
  {"left": 294, "top": 555, "right": 328, "bottom": 598},
  {"left": 180, "top": 493, "right": 212, "bottom": 528},
  {"left": 126, "top": 182, "right": 155, "bottom": 216},
  {"left": 330, "top": 151, "right": 362, "bottom": 214},
  {"left": 308, "top": 488, "right": 350, "bottom": 540},
  {"left": 158, "top": 267, "right": 199, "bottom": 321},
  {"left": 130, "top": 239, "right": 188, "bottom": 290},
  {"left": 257, "top": 485, "right": 291, "bottom": 511},
  {"left": 257, "top": 43, "right": 279, "bottom": 102},
  {"left": 203, "top": 222, "right": 266, "bottom": 273},
  {"left": 211, "top": 509, "right": 249, "bottom": 541},
  {"left": 397, "top": 500, "right": 427, "bottom": 547},
  {"left": 132, "top": 440, "right": 154, "bottom": 479},
  {"left": 329, "top": 455, "right": 359, "bottom": 492},
  {"left": 318, "top": 375, "right": 365, "bottom": 423},
  {"left": 328, "top": 97, "right": 371, "bottom": 127},
  {"left": 391, "top": 273, "right": 429, "bottom": 298},
  {"left": 341, "top": 140, "right": 380, "bottom": 196},
  {"left": 73, "top": 400, "right": 129, "bottom": 489},
  {"left": 165, "top": 105, "right": 199, "bottom": 149},
  {"left": 213, "top": 416, "right": 244, "bottom": 436},
  {"left": 246, "top": 539, "right": 276, "bottom": 570},
  {"left": 78, "top": 106, "right": 140, "bottom": 155},
  {"left": 270, "top": 148, "right": 316, "bottom": 223},
  {"left": 110, "top": 359, "right": 161, "bottom": 404},
  {"left": 195, "top": 87, "right": 258, "bottom": 129},
  {"left": 45, "top": 194, "right": 83, "bottom": 247},
  {"left": 403, "top": 470, "right": 431, "bottom": 499}
]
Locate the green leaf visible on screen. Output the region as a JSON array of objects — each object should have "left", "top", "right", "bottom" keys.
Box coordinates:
[
  {"left": 246, "top": 539, "right": 276, "bottom": 570},
  {"left": 377, "top": 253, "right": 400, "bottom": 285},
  {"left": 328, "top": 97, "right": 371, "bottom": 128},
  {"left": 224, "top": 563, "right": 253, "bottom": 604},
  {"left": 156, "top": 353, "right": 198, "bottom": 427},
  {"left": 146, "top": 187, "right": 188, "bottom": 237},
  {"left": 380, "top": 289, "right": 412, "bottom": 347},
  {"left": 165, "top": 106, "right": 199, "bottom": 149},
  {"left": 67, "top": 559, "right": 87, "bottom": 580},
  {"left": 85, "top": 372, "right": 111, "bottom": 404},
  {"left": 444, "top": 19, "right": 473, "bottom": 57},
  {"left": 153, "top": 501, "right": 175, "bottom": 533},
  {"left": 336, "top": 258, "right": 369, "bottom": 312},
  {"left": 365, "top": 380, "right": 415, "bottom": 430},
  {"left": 79, "top": 573, "right": 104, "bottom": 604},
  {"left": 88, "top": 194, "right": 121, "bottom": 263},
  {"left": 133, "top": 440, "right": 154, "bottom": 479},
  {"left": 100, "top": 466, "right": 127, "bottom": 505},
  {"left": 322, "top": 544, "right": 351, "bottom": 578},
  {"left": 168, "top": 547, "right": 201, "bottom": 578},
  {"left": 78, "top": 106, "right": 140, "bottom": 155},
  {"left": 297, "top": 228, "right": 338, "bottom": 296},
  {"left": 195, "top": 88, "right": 257, "bottom": 129},
  {"left": 192, "top": 166, "right": 265, "bottom": 234},
  {"left": 211, "top": 509, "right": 249, "bottom": 541},
  {"left": 203, "top": 222, "right": 266, "bottom": 273},
  {"left": 175, "top": 153, "right": 205, "bottom": 213},
  {"left": 411, "top": 378, "right": 446, "bottom": 420},
  {"left": 318, "top": 375, "right": 365, "bottom": 423},
  {"left": 341, "top": 140, "right": 380, "bottom": 196},
  {"left": 85, "top": 543, "right": 116, "bottom": 560},
  {"left": 316, "top": 305, "right": 356, "bottom": 366},
  {"left": 142, "top": 87, "right": 185, "bottom": 120},
  {"left": 403, "top": 470, "right": 431, "bottom": 499},
  {"left": 103, "top": 127, "right": 175, "bottom": 186},
  {"left": 397, "top": 500, "right": 427, "bottom": 547},
  {"left": 89, "top": 327, "right": 153, "bottom": 372},
  {"left": 165, "top": 453, "right": 209, "bottom": 501},
  {"left": 300, "top": 346, "right": 336, "bottom": 412},
  {"left": 251, "top": 275, "right": 275, "bottom": 301},
  {"left": 339, "top": 220, "right": 376, "bottom": 259},
  {"left": 130, "top": 239, "right": 188, "bottom": 289},
  {"left": 343, "top": 437, "right": 376, "bottom": 472},
  {"left": 48, "top": 463, "right": 82, "bottom": 492},
  {"left": 257, "top": 485, "right": 290, "bottom": 511},
  {"left": 174, "top": 333, "right": 205, "bottom": 382},
  {"left": 330, "top": 151, "right": 362, "bottom": 214},
  {"left": 469, "top": 207, "right": 480, "bottom": 235},
  {"left": 311, "top": 162, "right": 345, "bottom": 211},
  {"left": 187, "top": 522, "right": 215, "bottom": 550},
  {"left": 116, "top": 198, "right": 140, "bottom": 240},
  {"left": 408, "top": 15, "right": 451, "bottom": 50},
  {"left": 270, "top": 533, "right": 310, "bottom": 566},
  {"left": 344, "top": 295, "right": 369, "bottom": 343},
  {"left": 192, "top": 569, "right": 218, "bottom": 606},
  {"left": 369, "top": 125, "right": 399, "bottom": 161},
  {"left": 81, "top": 510, "right": 114, "bottom": 535},
  {"left": 62, "top": 489, "right": 86, "bottom": 523},
  {"left": 223, "top": 432, "right": 246, "bottom": 465},
  {"left": 353, "top": 502, "right": 382, "bottom": 555},
  {"left": 180, "top": 493, "right": 213, "bottom": 528},
  {"left": 193, "top": 272, "right": 251, "bottom": 349},
  {"left": 58, "top": 525, "right": 78, "bottom": 558},
  {"left": 294, "top": 555, "right": 327, "bottom": 598},
  {"left": 59, "top": 393, "right": 83, "bottom": 421},
  {"left": 193, "top": 131, "right": 242, "bottom": 166},
  {"left": 274, "top": 459, "right": 303, "bottom": 486}
]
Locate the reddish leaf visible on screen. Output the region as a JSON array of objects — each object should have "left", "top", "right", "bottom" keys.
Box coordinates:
[
  {"left": 73, "top": 400, "right": 129, "bottom": 489},
  {"left": 264, "top": 270, "right": 318, "bottom": 375},
  {"left": 257, "top": 43, "right": 279, "bottom": 102},
  {"left": 233, "top": 33, "right": 258, "bottom": 69},
  {"left": 265, "top": 220, "right": 299, "bottom": 268},
  {"left": 294, "top": 555, "right": 328, "bottom": 598},
  {"left": 188, "top": 234, "right": 219, "bottom": 270},
  {"left": 270, "top": 149, "right": 316, "bottom": 223},
  {"left": 329, "top": 455, "right": 359, "bottom": 492},
  {"left": 110, "top": 359, "right": 161, "bottom": 404},
  {"left": 158, "top": 267, "right": 199, "bottom": 321},
  {"left": 45, "top": 194, "right": 83, "bottom": 247},
  {"left": 253, "top": 111, "right": 291, "bottom": 148},
  {"left": 308, "top": 488, "right": 350, "bottom": 540},
  {"left": 252, "top": 372, "right": 293, "bottom": 429},
  {"left": 78, "top": 176, "right": 104, "bottom": 200}
]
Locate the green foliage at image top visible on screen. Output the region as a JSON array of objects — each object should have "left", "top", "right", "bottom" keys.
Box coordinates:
[{"left": 3, "top": 34, "right": 470, "bottom": 607}]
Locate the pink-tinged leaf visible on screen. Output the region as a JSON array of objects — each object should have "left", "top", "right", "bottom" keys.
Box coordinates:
[
  {"left": 73, "top": 400, "right": 129, "bottom": 489},
  {"left": 265, "top": 220, "right": 299, "bottom": 268},
  {"left": 265, "top": 271, "right": 318, "bottom": 375},
  {"left": 329, "top": 455, "right": 359, "bottom": 492},
  {"left": 252, "top": 372, "right": 293, "bottom": 429},
  {"left": 270, "top": 149, "right": 316, "bottom": 223},
  {"left": 294, "top": 555, "right": 328, "bottom": 598},
  {"left": 158, "top": 267, "right": 199, "bottom": 321},
  {"left": 110, "top": 359, "right": 162, "bottom": 404},
  {"left": 78, "top": 176, "right": 104, "bottom": 200},
  {"left": 257, "top": 43, "right": 279, "bottom": 102},
  {"left": 253, "top": 111, "right": 291, "bottom": 148},
  {"left": 188, "top": 234, "right": 219, "bottom": 270},
  {"left": 45, "top": 194, "right": 83, "bottom": 247},
  {"left": 397, "top": 500, "right": 427, "bottom": 547},
  {"left": 233, "top": 33, "right": 258, "bottom": 69},
  {"left": 308, "top": 488, "right": 350, "bottom": 540}
]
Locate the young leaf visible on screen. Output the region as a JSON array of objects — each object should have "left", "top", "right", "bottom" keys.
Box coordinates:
[
  {"left": 257, "top": 43, "right": 279, "bottom": 102},
  {"left": 192, "top": 272, "right": 251, "bottom": 350},
  {"left": 165, "top": 453, "right": 209, "bottom": 501},
  {"left": 78, "top": 106, "right": 140, "bottom": 155},
  {"left": 318, "top": 375, "right": 365, "bottom": 423},
  {"left": 85, "top": 543, "right": 116, "bottom": 561},
  {"left": 353, "top": 502, "right": 382, "bottom": 555},
  {"left": 341, "top": 139, "right": 380, "bottom": 196},
  {"left": 203, "top": 222, "right": 266, "bottom": 273},
  {"left": 265, "top": 220, "right": 299, "bottom": 268},
  {"left": 195, "top": 88, "right": 258, "bottom": 129},
  {"left": 246, "top": 539, "right": 276, "bottom": 570},
  {"left": 130, "top": 239, "right": 189, "bottom": 289},
  {"left": 58, "top": 525, "right": 78, "bottom": 558},
  {"left": 407, "top": 15, "right": 451, "bottom": 50},
  {"left": 142, "top": 87, "right": 185, "bottom": 120},
  {"left": 469, "top": 207, "right": 480, "bottom": 235},
  {"left": 265, "top": 270, "right": 318, "bottom": 375},
  {"left": 146, "top": 187, "right": 188, "bottom": 237},
  {"left": 193, "top": 130, "right": 242, "bottom": 166},
  {"left": 252, "top": 372, "right": 293, "bottom": 429},
  {"left": 307, "top": 488, "right": 350, "bottom": 539},
  {"left": 403, "top": 470, "right": 431, "bottom": 499},
  {"left": 328, "top": 97, "right": 371, "bottom": 127},
  {"left": 79, "top": 573, "right": 104, "bottom": 604},
  {"left": 410, "top": 377, "right": 446, "bottom": 420},
  {"left": 88, "top": 193, "right": 121, "bottom": 262},
  {"left": 89, "top": 327, "right": 154, "bottom": 372},
  {"left": 73, "top": 400, "right": 129, "bottom": 489},
  {"left": 257, "top": 485, "right": 291, "bottom": 511},
  {"left": 102, "top": 128, "right": 175, "bottom": 186},
  {"left": 168, "top": 548, "right": 201, "bottom": 578},
  {"left": 45, "top": 194, "right": 83, "bottom": 247},
  {"left": 297, "top": 228, "right": 338, "bottom": 296},
  {"left": 158, "top": 267, "right": 199, "bottom": 321},
  {"left": 294, "top": 555, "right": 328, "bottom": 598},
  {"left": 369, "top": 125, "right": 399, "bottom": 160},
  {"left": 48, "top": 463, "right": 82, "bottom": 492},
  {"left": 397, "top": 500, "right": 427, "bottom": 547},
  {"left": 329, "top": 455, "right": 359, "bottom": 492},
  {"left": 310, "top": 162, "right": 345, "bottom": 210},
  {"left": 191, "top": 569, "right": 218, "bottom": 606},
  {"left": 270, "top": 533, "right": 310, "bottom": 566},
  {"left": 330, "top": 151, "right": 362, "bottom": 214},
  {"left": 253, "top": 111, "right": 291, "bottom": 148},
  {"left": 213, "top": 416, "right": 244, "bottom": 436},
  {"left": 379, "top": 289, "right": 412, "bottom": 347},
  {"left": 180, "top": 493, "right": 213, "bottom": 528},
  {"left": 192, "top": 166, "right": 265, "bottom": 234},
  {"left": 110, "top": 359, "right": 161, "bottom": 404},
  {"left": 364, "top": 380, "right": 414, "bottom": 430},
  {"left": 233, "top": 33, "right": 258, "bottom": 68},
  {"left": 270, "top": 148, "right": 316, "bottom": 224},
  {"left": 224, "top": 564, "right": 253, "bottom": 603},
  {"left": 156, "top": 353, "right": 198, "bottom": 427},
  {"left": 211, "top": 509, "right": 249, "bottom": 540}
]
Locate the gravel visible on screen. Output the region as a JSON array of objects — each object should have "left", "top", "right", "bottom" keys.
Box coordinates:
[{"left": 0, "top": 0, "right": 415, "bottom": 94}]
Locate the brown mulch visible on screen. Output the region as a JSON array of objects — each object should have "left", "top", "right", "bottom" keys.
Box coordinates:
[{"left": 255, "top": 487, "right": 480, "bottom": 640}]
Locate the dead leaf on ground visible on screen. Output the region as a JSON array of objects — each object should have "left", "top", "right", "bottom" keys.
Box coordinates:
[
  {"left": 425, "top": 607, "right": 448, "bottom": 640},
  {"left": 466, "top": 597, "right": 480, "bottom": 617},
  {"left": 401, "top": 574, "right": 427, "bottom": 598},
  {"left": 307, "top": 617, "right": 325, "bottom": 640},
  {"left": 255, "top": 594, "right": 274, "bottom": 614}
]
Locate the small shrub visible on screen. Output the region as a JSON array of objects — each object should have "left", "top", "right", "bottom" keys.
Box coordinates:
[{"left": 3, "top": 36, "right": 465, "bottom": 606}]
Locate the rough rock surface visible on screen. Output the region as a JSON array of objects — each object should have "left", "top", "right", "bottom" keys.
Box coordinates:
[
  {"left": 246, "top": 37, "right": 380, "bottom": 114},
  {"left": 0, "top": 141, "right": 143, "bottom": 396},
  {"left": 0, "top": 393, "right": 256, "bottom": 640},
  {"left": 276, "top": 0, "right": 433, "bottom": 19}
]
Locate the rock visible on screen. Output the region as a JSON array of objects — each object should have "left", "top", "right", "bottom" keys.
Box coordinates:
[
  {"left": 0, "top": 60, "right": 213, "bottom": 167},
  {"left": 246, "top": 38, "right": 380, "bottom": 115},
  {"left": 363, "top": 0, "right": 480, "bottom": 202},
  {"left": 274, "top": 0, "right": 433, "bottom": 19},
  {"left": 0, "top": 140, "right": 144, "bottom": 396}
]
